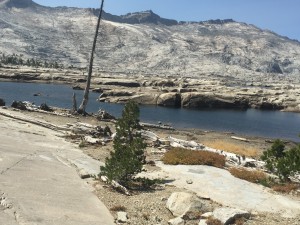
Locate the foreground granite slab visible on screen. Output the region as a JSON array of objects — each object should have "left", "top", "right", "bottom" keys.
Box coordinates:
[{"left": 0, "top": 111, "right": 114, "bottom": 225}]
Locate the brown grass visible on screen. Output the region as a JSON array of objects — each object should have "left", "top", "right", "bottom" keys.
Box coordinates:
[
  {"left": 110, "top": 205, "right": 127, "bottom": 212},
  {"left": 272, "top": 183, "right": 299, "bottom": 193},
  {"left": 229, "top": 167, "right": 267, "bottom": 183},
  {"left": 202, "top": 140, "right": 259, "bottom": 157},
  {"left": 206, "top": 217, "right": 222, "bottom": 225},
  {"left": 162, "top": 147, "right": 225, "bottom": 168}
]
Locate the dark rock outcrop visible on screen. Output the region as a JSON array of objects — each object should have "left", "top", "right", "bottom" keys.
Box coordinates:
[
  {"left": 256, "top": 101, "right": 284, "bottom": 110},
  {"left": 11, "top": 101, "right": 27, "bottom": 110},
  {"left": 101, "top": 10, "right": 178, "bottom": 26},
  {"left": 102, "top": 81, "right": 140, "bottom": 88},
  {"left": 40, "top": 103, "right": 53, "bottom": 112},
  {"left": 181, "top": 93, "right": 249, "bottom": 110},
  {"left": 0, "top": 98, "right": 5, "bottom": 106}
]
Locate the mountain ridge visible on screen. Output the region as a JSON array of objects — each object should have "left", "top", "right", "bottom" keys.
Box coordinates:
[{"left": 0, "top": 0, "right": 299, "bottom": 81}]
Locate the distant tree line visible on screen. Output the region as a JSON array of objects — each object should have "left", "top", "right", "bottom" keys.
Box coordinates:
[{"left": 0, "top": 53, "right": 64, "bottom": 69}]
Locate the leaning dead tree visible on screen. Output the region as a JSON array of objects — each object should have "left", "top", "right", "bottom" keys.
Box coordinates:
[{"left": 77, "top": 0, "right": 105, "bottom": 114}]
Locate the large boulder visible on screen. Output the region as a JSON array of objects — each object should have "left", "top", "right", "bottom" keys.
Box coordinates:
[
  {"left": 157, "top": 93, "right": 181, "bottom": 107},
  {"left": 130, "top": 93, "right": 159, "bottom": 105},
  {"left": 0, "top": 98, "right": 5, "bottom": 106},
  {"left": 181, "top": 93, "right": 249, "bottom": 109},
  {"left": 212, "top": 207, "right": 250, "bottom": 225},
  {"left": 167, "top": 192, "right": 212, "bottom": 217}
]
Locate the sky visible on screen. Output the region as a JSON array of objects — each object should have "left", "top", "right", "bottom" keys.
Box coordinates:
[{"left": 34, "top": 0, "right": 300, "bottom": 41}]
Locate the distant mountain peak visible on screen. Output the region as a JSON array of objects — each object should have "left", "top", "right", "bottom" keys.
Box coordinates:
[
  {"left": 1, "top": 0, "right": 36, "bottom": 8},
  {"left": 101, "top": 9, "right": 178, "bottom": 26}
]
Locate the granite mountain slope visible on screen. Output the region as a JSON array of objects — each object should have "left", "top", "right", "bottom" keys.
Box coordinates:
[{"left": 0, "top": 0, "right": 300, "bottom": 83}]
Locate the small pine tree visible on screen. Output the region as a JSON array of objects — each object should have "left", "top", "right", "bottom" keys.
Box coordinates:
[
  {"left": 261, "top": 139, "right": 300, "bottom": 181},
  {"left": 100, "top": 101, "right": 146, "bottom": 187}
]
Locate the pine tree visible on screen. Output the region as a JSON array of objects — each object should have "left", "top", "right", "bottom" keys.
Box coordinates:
[
  {"left": 261, "top": 139, "right": 300, "bottom": 181},
  {"left": 100, "top": 101, "right": 146, "bottom": 187}
]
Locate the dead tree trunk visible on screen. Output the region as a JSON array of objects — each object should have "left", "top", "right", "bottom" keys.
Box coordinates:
[
  {"left": 72, "top": 92, "right": 77, "bottom": 113},
  {"left": 78, "top": 0, "right": 105, "bottom": 115}
]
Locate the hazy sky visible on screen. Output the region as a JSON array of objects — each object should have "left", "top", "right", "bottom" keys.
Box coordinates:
[{"left": 34, "top": 0, "right": 300, "bottom": 41}]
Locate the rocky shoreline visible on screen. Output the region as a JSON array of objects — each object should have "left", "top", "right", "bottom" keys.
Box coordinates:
[{"left": 1, "top": 66, "right": 300, "bottom": 112}]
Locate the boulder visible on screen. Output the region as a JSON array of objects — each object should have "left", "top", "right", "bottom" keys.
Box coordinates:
[
  {"left": 130, "top": 93, "right": 159, "bottom": 105},
  {"left": 11, "top": 101, "right": 27, "bottom": 110},
  {"left": 96, "top": 109, "right": 116, "bottom": 120},
  {"left": 157, "top": 93, "right": 181, "bottom": 107},
  {"left": 168, "top": 217, "right": 185, "bottom": 225},
  {"left": 181, "top": 93, "right": 249, "bottom": 109},
  {"left": 0, "top": 98, "right": 5, "bottom": 106},
  {"left": 167, "top": 192, "right": 211, "bottom": 217},
  {"left": 212, "top": 207, "right": 250, "bottom": 225},
  {"left": 40, "top": 103, "right": 53, "bottom": 112}
]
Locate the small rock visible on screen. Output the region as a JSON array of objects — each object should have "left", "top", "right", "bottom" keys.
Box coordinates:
[
  {"left": 186, "top": 179, "right": 193, "bottom": 184},
  {"left": 168, "top": 217, "right": 185, "bottom": 225},
  {"left": 117, "top": 211, "right": 128, "bottom": 223},
  {"left": 201, "top": 212, "right": 213, "bottom": 218},
  {"left": 77, "top": 169, "right": 90, "bottom": 179}
]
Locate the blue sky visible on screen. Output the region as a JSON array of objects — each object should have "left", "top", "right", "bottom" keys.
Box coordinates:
[{"left": 34, "top": 0, "right": 300, "bottom": 41}]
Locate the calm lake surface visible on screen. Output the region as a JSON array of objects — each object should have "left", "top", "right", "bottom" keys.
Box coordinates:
[{"left": 1, "top": 81, "right": 300, "bottom": 142}]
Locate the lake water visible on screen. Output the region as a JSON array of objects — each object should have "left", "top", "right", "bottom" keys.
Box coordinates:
[{"left": 1, "top": 81, "right": 300, "bottom": 142}]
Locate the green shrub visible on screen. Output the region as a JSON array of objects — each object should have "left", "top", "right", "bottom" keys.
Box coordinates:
[
  {"left": 261, "top": 139, "right": 300, "bottom": 181},
  {"left": 162, "top": 147, "right": 225, "bottom": 168}
]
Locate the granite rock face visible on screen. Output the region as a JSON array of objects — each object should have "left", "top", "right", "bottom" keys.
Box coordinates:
[{"left": 0, "top": 0, "right": 300, "bottom": 80}]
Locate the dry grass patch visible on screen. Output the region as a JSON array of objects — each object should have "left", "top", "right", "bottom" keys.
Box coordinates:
[
  {"left": 110, "top": 205, "right": 127, "bottom": 212},
  {"left": 162, "top": 147, "right": 225, "bottom": 168},
  {"left": 229, "top": 167, "right": 267, "bottom": 184},
  {"left": 272, "top": 183, "right": 299, "bottom": 193},
  {"left": 202, "top": 140, "right": 258, "bottom": 157}
]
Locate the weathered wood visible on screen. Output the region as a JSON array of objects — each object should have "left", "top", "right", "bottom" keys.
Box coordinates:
[
  {"left": 140, "top": 122, "right": 174, "bottom": 130},
  {"left": 78, "top": 0, "right": 105, "bottom": 114},
  {"left": 0, "top": 109, "right": 70, "bottom": 133},
  {"left": 100, "top": 176, "right": 131, "bottom": 196},
  {"left": 231, "top": 136, "right": 249, "bottom": 142}
]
